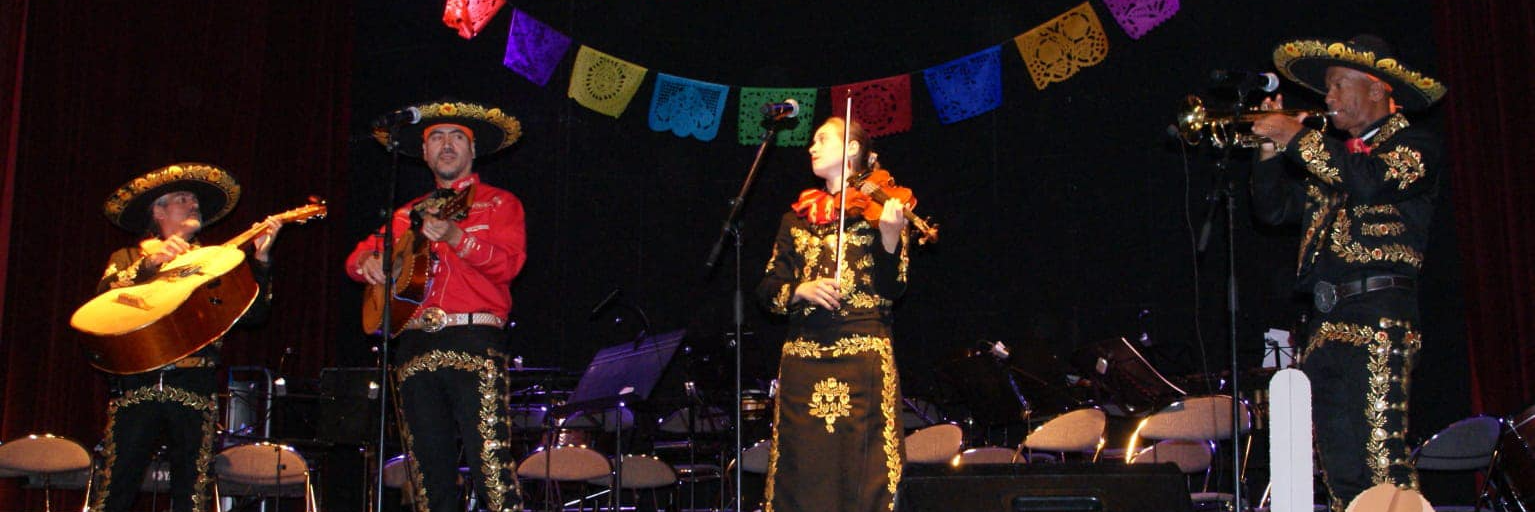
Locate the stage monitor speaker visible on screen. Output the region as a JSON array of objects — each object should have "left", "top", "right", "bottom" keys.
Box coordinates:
[{"left": 896, "top": 462, "right": 1192, "bottom": 512}]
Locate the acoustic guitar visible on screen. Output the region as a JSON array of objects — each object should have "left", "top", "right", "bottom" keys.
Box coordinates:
[
  {"left": 361, "top": 185, "right": 473, "bottom": 337},
  {"left": 69, "top": 200, "right": 327, "bottom": 374}
]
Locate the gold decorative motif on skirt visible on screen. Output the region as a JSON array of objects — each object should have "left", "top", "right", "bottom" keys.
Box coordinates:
[
  {"left": 879, "top": 338, "right": 903, "bottom": 502},
  {"left": 766, "top": 334, "right": 903, "bottom": 512},
  {"left": 783, "top": 335, "right": 892, "bottom": 359},
  {"left": 809, "top": 377, "right": 852, "bottom": 433}
]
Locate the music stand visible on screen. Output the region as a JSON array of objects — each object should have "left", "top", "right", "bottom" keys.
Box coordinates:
[
  {"left": 1071, "top": 337, "right": 1187, "bottom": 415},
  {"left": 550, "top": 329, "right": 685, "bottom": 510}
]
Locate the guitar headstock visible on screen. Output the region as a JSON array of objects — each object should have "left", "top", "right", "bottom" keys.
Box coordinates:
[{"left": 277, "top": 197, "right": 328, "bottom": 225}]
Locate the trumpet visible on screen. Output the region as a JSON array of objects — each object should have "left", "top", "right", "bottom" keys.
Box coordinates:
[{"left": 1175, "top": 95, "right": 1334, "bottom": 148}]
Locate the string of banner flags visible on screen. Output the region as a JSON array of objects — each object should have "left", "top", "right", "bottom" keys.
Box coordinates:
[{"left": 442, "top": 0, "right": 1180, "bottom": 145}]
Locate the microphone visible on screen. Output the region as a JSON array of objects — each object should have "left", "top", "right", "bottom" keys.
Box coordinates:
[
  {"left": 760, "top": 99, "right": 801, "bottom": 119},
  {"left": 588, "top": 288, "right": 622, "bottom": 320},
  {"left": 372, "top": 106, "right": 421, "bottom": 128},
  {"left": 1210, "top": 70, "right": 1280, "bottom": 93}
]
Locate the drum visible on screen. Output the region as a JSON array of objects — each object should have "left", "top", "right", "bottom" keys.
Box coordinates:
[
  {"left": 538, "top": 427, "right": 594, "bottom": 450},
  {"left": 1491, "top": 404, "right": 1535, "bottom": 510},
  {"left": 741, "top": 390, "right": 774, "bottom": 422}
]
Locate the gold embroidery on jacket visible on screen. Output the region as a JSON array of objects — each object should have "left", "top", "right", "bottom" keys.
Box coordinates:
[
  {"left": 1352, "top": 204, "right": 1399, "bottom": 216},
  {"left": 1372, "top": 114, "right": 1410, "bottom": 147},
  {"left": 1361, "top": 222, "right": 1407, "bottom": 237},
  {"left": 763, "top": 244, "right": 780, "bottom": 275},
  {"left": 771, "top": 283, "right": 791, "bottom": 315},
  {"left": 1378, "top": 146, "right": 1426, "bottom": 190},
  {"left": 791, "top": 226, "right": 822, "bottom": 277},
  {"left": 1328, "top": 214, "right": 1423, "bottom": 269},
  {"left": 1297, "top": 130, "right": 1342, "bottom": 185},
  {"left": 1297, "top": 185, "right": 1335, "bottom": 271}
]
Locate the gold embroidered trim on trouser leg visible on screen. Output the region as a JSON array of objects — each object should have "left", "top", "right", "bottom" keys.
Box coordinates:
[
  {"left": 1363, "top": 320, "right": 1420, "bottom": 490},
  {"left": 1311, "top": 318, "right": 1421, "bottom": 499},
  {"left": 398, "top": 409, "right": 430, "bottom": 512},
  {"left": 91, "top": 385, "right": 218, "bottom": 512},
  {"left": 398, "top": 349, "right": 520, "bottom": 511},
  {"left": 191, "top": 406, "right": 218, "bottom": 511}
]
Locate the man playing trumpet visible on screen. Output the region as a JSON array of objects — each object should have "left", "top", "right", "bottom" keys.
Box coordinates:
[{"left": 1248, "top": 34, "right": 1447, "bottom": 510}]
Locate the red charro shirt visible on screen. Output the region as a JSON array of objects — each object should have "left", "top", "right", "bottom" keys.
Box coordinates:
[{"left": 346, "top": 173, "right": 527, "bottom": 319}]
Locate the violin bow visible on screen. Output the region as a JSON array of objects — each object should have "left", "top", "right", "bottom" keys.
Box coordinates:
[{"left": 834, "top": 92, "right": 853, "bottom": 294}]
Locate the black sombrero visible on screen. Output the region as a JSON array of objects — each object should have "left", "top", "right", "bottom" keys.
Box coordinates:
[
  {"left": 102, "top": 162, "right": 241, "bottom": 234},
  {"left": 370, "top": 100, "right": 523, "bottom": 158},
  {"left": 1272, "top": 34, "right": 1447, "bottom": 111}
]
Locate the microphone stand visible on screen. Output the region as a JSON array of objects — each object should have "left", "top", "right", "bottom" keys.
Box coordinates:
[
  {"left": 703, "top": 116, "right": 784, "bottom": 512},
  {"left": 371, "top": 122, "right": 403, "bottom": 512},
  {"left": 1216, "top": 90, "right": 1247, "bottom": 511}
]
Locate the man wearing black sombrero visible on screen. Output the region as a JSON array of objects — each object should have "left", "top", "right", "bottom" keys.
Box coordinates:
[
  {"left": 346, "top": 100, "right": 526, "bottom": 512},
  {"left": 1249, "top": 35, "right": 1447, "bottom": 509},
  {"left": 90, "top": 163, "right": 283, "bottom": 512}
]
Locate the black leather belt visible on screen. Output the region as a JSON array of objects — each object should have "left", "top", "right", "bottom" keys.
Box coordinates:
[{"left": 1313, "top": 275, "right": 1415, "bottom": 313}]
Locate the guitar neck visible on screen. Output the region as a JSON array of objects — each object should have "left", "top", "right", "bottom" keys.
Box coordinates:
[
  {"left": 223, "top": 224, "right": 269, "bottom": 249},
  {"left": 217, "top": 202, "right": 327, "bottom": 249}
]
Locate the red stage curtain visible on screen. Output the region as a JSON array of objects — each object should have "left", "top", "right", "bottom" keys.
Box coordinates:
[
  {"left": 1433, "top": 0, "right": 1535, "bottom": 417},
  {"left": 0, "top": 1, "right": 352, "bottom": 507}
]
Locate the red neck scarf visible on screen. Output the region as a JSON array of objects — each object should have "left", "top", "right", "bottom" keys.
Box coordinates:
[{"left": 791, "top": 189, "right": 842, "bottom": 225}]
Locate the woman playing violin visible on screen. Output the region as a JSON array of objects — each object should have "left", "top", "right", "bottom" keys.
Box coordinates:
[{"left": 755, "top": 116, "right": 911, "bottom": 512}]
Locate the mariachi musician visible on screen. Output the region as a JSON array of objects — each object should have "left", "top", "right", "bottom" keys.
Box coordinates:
[
  {"left": 89, "top": 163, "right": 282, "bottom": 512},
  {"left": 1249, "top": 34, "right": 1447, "bottom": 510},
  {"left": 755, "top": 116, "right": 916, "bottom": 512},
  {"left": 345, "top": 100, "right": 527, "bottom": 512}
]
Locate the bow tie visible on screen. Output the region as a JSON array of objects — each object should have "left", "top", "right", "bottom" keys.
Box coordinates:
[{"left": 1345, "top": 138, "right": 1370, "bottom": 154}]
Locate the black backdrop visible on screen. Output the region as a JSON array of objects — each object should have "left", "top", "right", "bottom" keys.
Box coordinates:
[{"left": 346, "top": 0, "right": 1466, "bottom": 444}]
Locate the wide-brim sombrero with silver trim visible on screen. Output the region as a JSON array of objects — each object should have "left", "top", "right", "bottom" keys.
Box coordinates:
[
  {"left": 371, "top": 100, "right": 522, "bottom": 158},
  {"left": 1272, "top": 34, "right": 1447, "bottom": 111},
  {"left": 103, "top": 162, "right": 241, "bottom": 234}
]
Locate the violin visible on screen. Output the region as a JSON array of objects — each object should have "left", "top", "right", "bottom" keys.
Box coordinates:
[{"left": 844, "top": 168, "right": 940, "bottom": 245}]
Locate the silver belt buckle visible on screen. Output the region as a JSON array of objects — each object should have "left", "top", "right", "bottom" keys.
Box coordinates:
[
  {"left": 1313, "top": 281, "right": 1338, "bottom": 313},
  {"left": 418, "top": 307, "right": 448, "bottom": 333}
]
